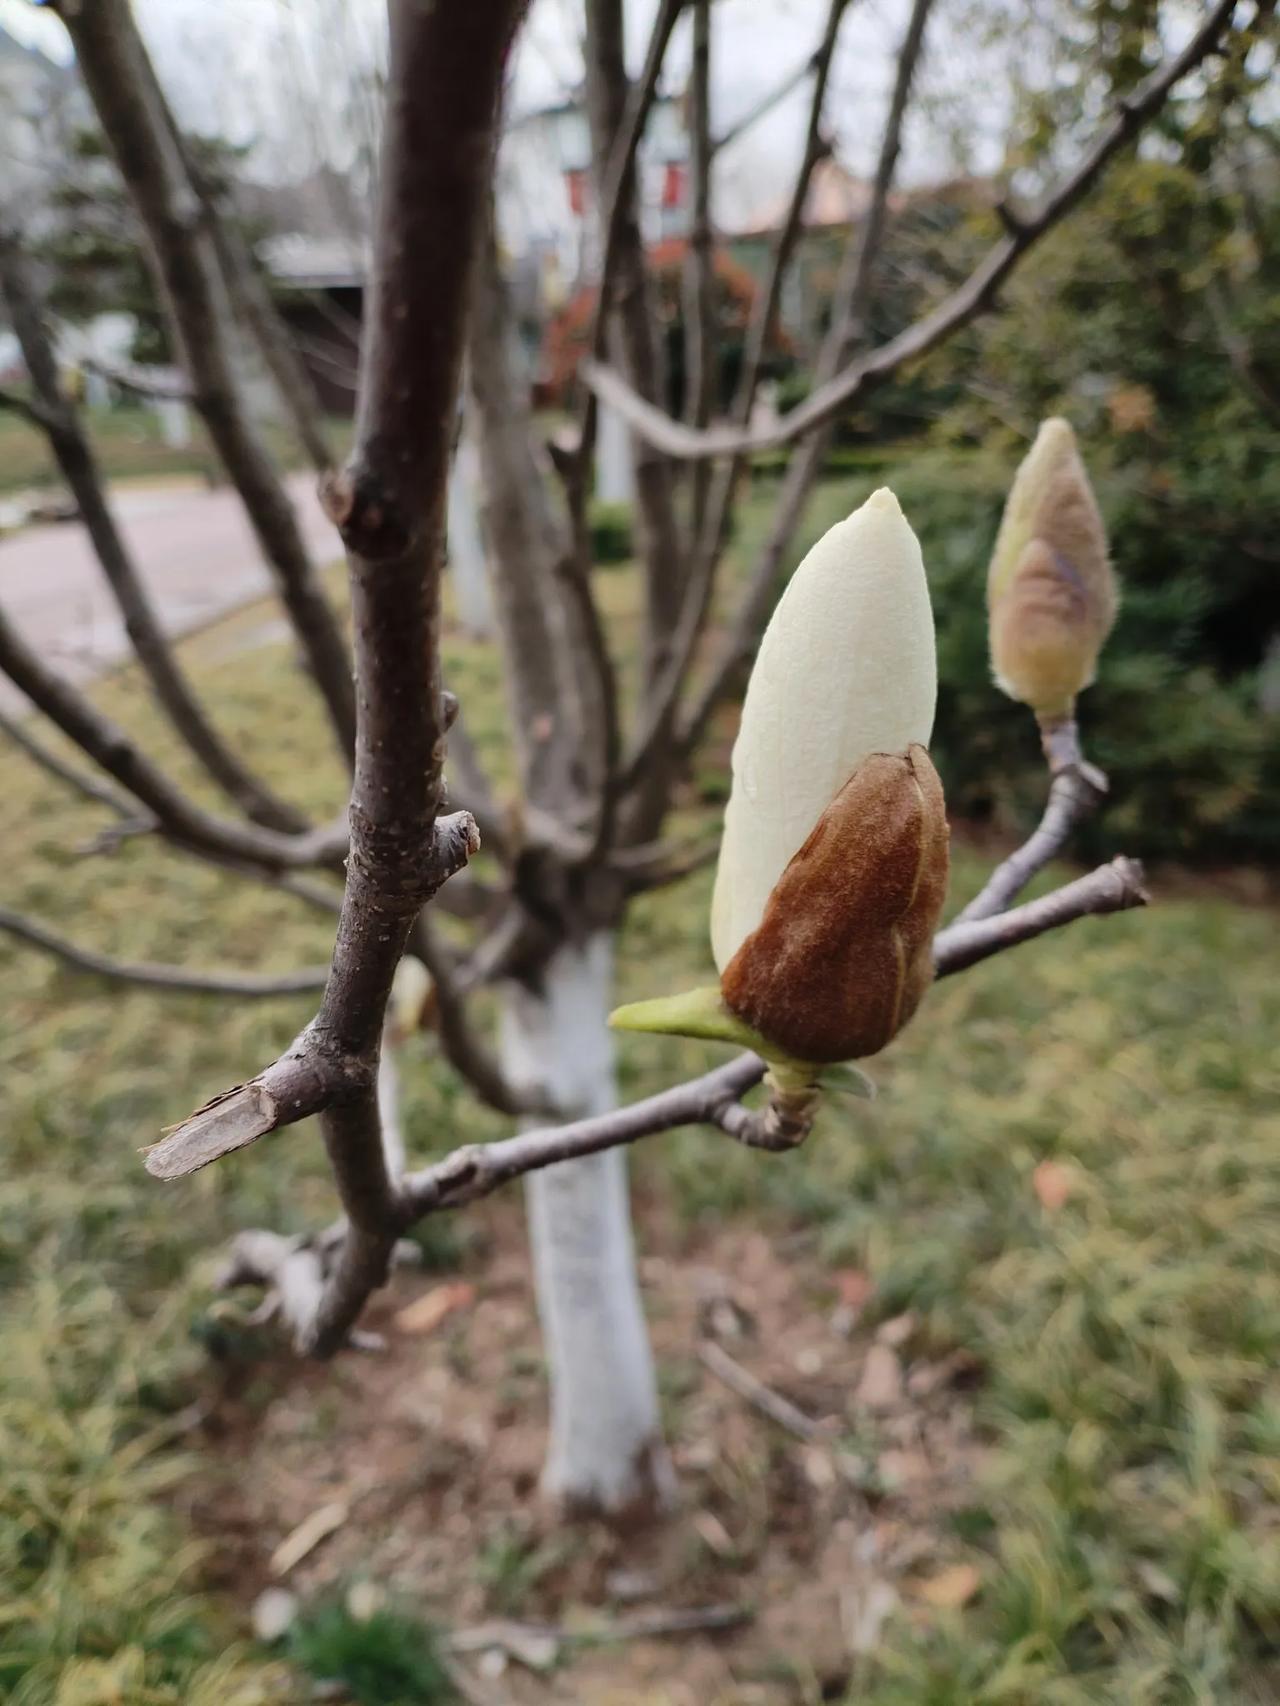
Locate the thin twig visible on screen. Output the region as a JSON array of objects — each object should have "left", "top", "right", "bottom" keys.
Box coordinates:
[
  {"left": 0, "top": 906, "right": 328, "bottom": 997},
  {"left": 582, "top": 0, "right": 1241, "bottom": 462},
  {"left": 148, "top": 0, "right": 521, "bottom": 1361},
  {"left": 697, "top": 1338, "right": 830, "bottom": 1441}
]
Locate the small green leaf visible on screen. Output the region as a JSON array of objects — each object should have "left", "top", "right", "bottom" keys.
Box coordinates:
[
  {"left": 818, "top": 1062, "right": 877, "bottom": 1100},
  {"left": 608, "top": 986, "right": 763, "bottom": 1049}
]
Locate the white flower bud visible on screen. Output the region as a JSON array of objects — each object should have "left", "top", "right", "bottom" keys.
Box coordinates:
[{"left": 710, "top": 487, "right": 937, "bottom": 971}]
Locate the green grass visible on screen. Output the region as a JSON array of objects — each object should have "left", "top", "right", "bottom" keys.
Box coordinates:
[
  {"left": 1, "top": 516, "right": 1278, "bottom": 1702},
  {"left": 0, "top": 404, "right": 345, "bottom": 498}
]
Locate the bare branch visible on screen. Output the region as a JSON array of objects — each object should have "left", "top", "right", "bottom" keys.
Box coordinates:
[
  {"left": 584, "top": 0, "right": 685, "bottom": 796},
  {"left": 80, "top": 356, "right": 191, "bottom": 402},
  {"left": 620, "top": 0, "right": 850, "bottom": 786},
  {"left": 697, "top": 1339, "right": 829, "bottom": 1441},
  {"left": 0, "top": 701, "right": 139, "bottom": 819},
  {"left": 952, "top": 731, "right": 1108, "bottom": 925},
  {"left": 148, "top": 0, "right": 523, "bottom": 1358},
  {"left": 55, "top": 0, "right": 357, "bottom": 755},
  {"left": 932, "top": 857, "right": 1149, "bottom": 975},
  {"left": 0, "top": 384, "right": 55, "bottom": 429},
  {"left": 0, "top": 604, "right": 346, "bottom": 872},
  {"left": 677, "top": 0, "right": 935, "bottom": 752},
  {"left": 582, "top": 0, "right": 1242, "bottom": 462},
  {"left": 682, "top": 0, "right": 716, "bottom": 548},
  {"left": 710, "top": 48, "right": 823, "bottom": 155},
  {"left": 0, "top": 906, "right": 328, "bottom": 997},
  {"left": 409, "top": 916, "right": 542, "bottom": 1118},
  {"left": 403, "top": 1052, "right": 768, "bottom": 1213},
  {"left": 0, "top": 229, "right": 309, "bottom": 833}
]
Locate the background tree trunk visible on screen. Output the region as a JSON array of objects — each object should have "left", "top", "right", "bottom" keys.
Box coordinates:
[{"left": 501, "top": 934, "right": 675, "bottom": 1517}]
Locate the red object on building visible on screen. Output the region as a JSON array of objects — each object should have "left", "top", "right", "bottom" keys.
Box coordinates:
[
  {"left": 564, "top": 167, "right": 588, "bottom": 217},
  {"left": 662, "top": 162, "right": 686, "bottom": 210}
]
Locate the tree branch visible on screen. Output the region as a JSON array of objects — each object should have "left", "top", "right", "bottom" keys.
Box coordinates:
[
  {"left": 620, "top": 0, "right": 851, "bottom": 788},
  {"left": 167, "top": 845, "right": 1145, "bottom": 1367},
  {"left": 678, "top": 0, "right": 936, "bottom": 756},
  {"left": 931, "top": 856, "right": 1149, "bottom": 975},
  {"left": 54, "top": 0, "right": 357, "bottom": 756},
  {"left": 147, "top": 0, "right": 523, "bottom": 1357},
  {"left": 0, "top": 384, "right": 55, "bottom": 429},
  {"left": 952, "top": 726, "right": 1108, "bottom": 925},
  {"left": 710, "top": 47, "right": 824, "bottom": 155},
  {"left": 0, "top": 906, "right": 329, "bottom": 997},
  {"left": 80, "top": 356, "right": 191, "bottom": 402},
  {"left": 0, "top": 603, "right": 347, "bottom": 872},
  {"left": 0, "top": 228, "right": 309, "bottom": 833},
  {"left": 582, "top": 0, "right": 1241, "bottom": 462},
  {"left": 0, "top": 701, "right": 139, "bottom": 819}
]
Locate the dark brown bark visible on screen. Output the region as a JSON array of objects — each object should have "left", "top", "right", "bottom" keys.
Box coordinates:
[
  {"left": 55, "top": 0, "right": 357, "bottom": 756},
  {"left": 152, "top": 0, "right": 525, "bottom": 1355},
  {"left": 585, "top": 0, "right": 684, "bottom": 717},
  {"left": 0, "top": 604, "right": 345, "bottom": 873},
  {"left": 0, "top": 231, "right": 308, "bottom": 833}
]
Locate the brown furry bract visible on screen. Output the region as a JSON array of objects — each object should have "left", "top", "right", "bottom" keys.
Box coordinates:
[{"left": 720, "top": 745, "right": 949, "bottom": 1063}]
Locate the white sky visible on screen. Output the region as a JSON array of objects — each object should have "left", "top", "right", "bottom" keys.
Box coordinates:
[{"left": 2, "top": 0, "right": 1019, "bottom": 218}]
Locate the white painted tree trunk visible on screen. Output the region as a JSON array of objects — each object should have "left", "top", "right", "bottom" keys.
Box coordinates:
[
  {"left": 596, "top": 401, "right": 635, "bottom": 505},
  {"left": 447, "top": 415, "right": 495, "bottom": 637},
  {"left": 500, "top": 933, "right": 674, "bottom": 1517}
]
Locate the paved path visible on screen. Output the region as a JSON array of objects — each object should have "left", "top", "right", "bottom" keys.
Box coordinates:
[{"left": 0, "top": 473, "right": 338, "bottom": 714}]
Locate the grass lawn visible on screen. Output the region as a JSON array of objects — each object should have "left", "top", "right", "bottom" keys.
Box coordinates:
[
  {"left": 1, "top": 510, "right": 1278, "bottom": 1704},
  {"left": 0, "top": 404, "right": 345, "bottom": 500}
]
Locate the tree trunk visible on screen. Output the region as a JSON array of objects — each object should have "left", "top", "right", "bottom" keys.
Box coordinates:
[{"left": 501, "top": 933, "right": 675, "bottom": 1519}]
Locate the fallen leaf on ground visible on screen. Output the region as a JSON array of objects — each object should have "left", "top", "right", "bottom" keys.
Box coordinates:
[
  {"left": 394, "top": 1281, "right": 475, "bottom": 1336},
  {"left": 876, "top": 1311, "right": 917, "bottom": 1347},
  {"left": 836, "top": 1269, "right": 874, "bottom": 1310},
  {"left": 856, "top": 1344, "right": 903, "bottom": 1410},
  {"left": 912, "top": 1563, "right": 981, "bottom": 1608},
  {"left": 270, "top": 1499, "right": 349, "bottom": 1577},
  {"left": 1033, "top": 1159, "right": 1075, "bottom": 1212}
]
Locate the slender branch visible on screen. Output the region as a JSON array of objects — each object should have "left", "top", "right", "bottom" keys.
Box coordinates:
[
  {"left": 148, "top": 0, "right": 523, "bottom": 1359},
  {"left": 80, "top": 356, "right": 191, "bottom": 402},
  {"left": 581, "top": 0, "right": 1242, "bottom": 462},
  {"left": 682, "top": 0, "right": 716, "bottom": 550},
  {"left": 697, "top": 1339, "right": 828, "bottom": 1441},
  {"left": 584, "top": 0, "right": 685, "bottom": 820},
  {"left": 620, "top": 0, "right": 850, "bottom": 787},
  {"left": 932, "top": 856, "right": 1149, "bottom": 975},
  {"left": 54, "top": 0, "right": 357, "bottom": 756},
  {"left": 403, "top": 1052, "right": 767, "bottom": 1212},
  {"left": 0, "top": 384, "right": 55, "bottom": 429},
  {"left": 0, "top": 702, "right": 139, "bottom": 819},
  {"left": 182, "top": 849, "right": 1145, "bottom": 1352},
  {"left": 0, "top": 228, "right": 309, "bottom": 833},
  {"left": 710, "top": 48, "right": 823, "bottom": 154},
  {"left": 409, "top": 915, "right": 540, "bottom": 1118},
  {"left": 0, "top": 907, "right": 328, "bottom": 997},
  {"left": 0, "top": 603, "right": 346, "bottom": 872},
  {"left": 952, "top": 730, "right": 1108, "bottom": 925}
]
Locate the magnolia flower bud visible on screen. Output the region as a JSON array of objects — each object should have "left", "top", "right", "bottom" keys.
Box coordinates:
[
  {"left": 710, "top": 487, "right": 937, "bottom": 971},
  {"left": 612, "top": 489, "right": 945, "bottom": 1074},
  {"left": 722, "top": 746, "right": 948, "bottom": 1061},
  {"left": 987, "top": 418, "right": 1117, "bottom": 723}
]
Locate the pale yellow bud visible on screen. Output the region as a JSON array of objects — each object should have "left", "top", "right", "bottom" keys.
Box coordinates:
[{"left": 987, "top": 418, "right": 1118, "bottom": 722}]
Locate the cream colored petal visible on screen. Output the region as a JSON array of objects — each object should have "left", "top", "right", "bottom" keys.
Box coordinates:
[{"left": 710, "top": 487, "right": 936, "bottom": 971}]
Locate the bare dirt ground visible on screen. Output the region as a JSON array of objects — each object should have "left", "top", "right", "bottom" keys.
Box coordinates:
[{"left": 186, "top": 1200, "right": 987, "bottom": 1705}]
